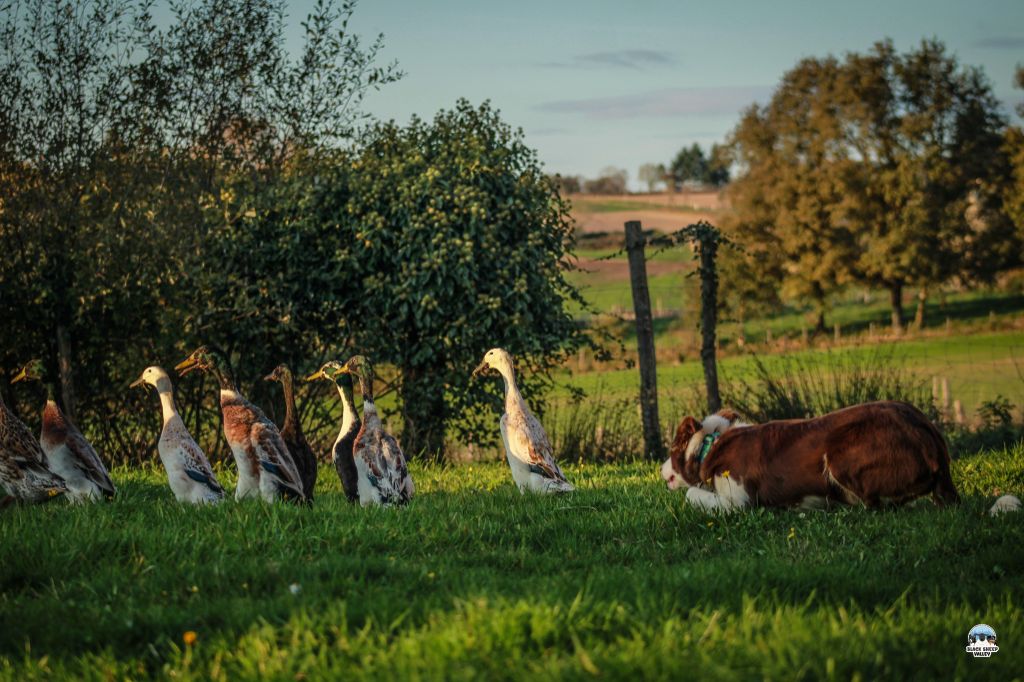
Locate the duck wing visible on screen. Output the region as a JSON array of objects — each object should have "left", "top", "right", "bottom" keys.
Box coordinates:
[
  {"left": 180, "top": 437, "right": 224, "bottom": 496},
  {"left": 250, "top": 420, "right": 305, "bottom": 501},
  {"left": 506, "top": 411, "right": 569, "bottom": 484},
  {"left": 64, "top": 424, "right": 116, "bottom": 498}
]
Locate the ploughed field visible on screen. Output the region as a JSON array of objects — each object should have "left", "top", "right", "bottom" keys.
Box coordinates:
[{"left": 1, "top": 444, "right": 1022, "bottom": 680}]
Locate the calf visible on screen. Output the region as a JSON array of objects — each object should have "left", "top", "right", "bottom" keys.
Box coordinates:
[{"left": 661, "top": 402, "right": 959, "bottom": 511}]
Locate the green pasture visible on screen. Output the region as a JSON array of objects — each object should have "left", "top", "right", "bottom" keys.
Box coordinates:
[
  {"left": 1, "top": 446, "right": 1022, "bottom": 680},
  {"left": 555, "top": 331, "right": 1024, "bottom": 432}
]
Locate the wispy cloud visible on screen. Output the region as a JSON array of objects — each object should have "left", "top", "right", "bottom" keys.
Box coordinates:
[
  {"left": 972, "top": 36, "right": 1024, "bottom": 49},
  {"left": 538, "top": 86, "right": 772, "bottom": 120},
  {"left": 542, "top": 49, "right": 674, "bottom": 70}
]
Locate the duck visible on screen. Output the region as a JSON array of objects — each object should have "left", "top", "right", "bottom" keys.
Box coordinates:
[
  {"left": 0, "top": 388, "right": 67, "bottom": 505},
  {"left": 175, "top": 346, "right": 305, "bottom": 504},
  {"left": 337, "top": 356, "right": 413, "bottom": 506},
  {"left": 472, "top": 348, "right": 574, "bottom": 494},
  {"left": 305, "top": 361, "right": 360, "bottom": 503},
  {"left": 131, "top": 366, "right": 224, "bottom": 504},
  {"left": 11, "top": 359, "right": 115, "bottom": 502},
  {"left": 263, "top": 364, "right": 318, "bottom": 500}
]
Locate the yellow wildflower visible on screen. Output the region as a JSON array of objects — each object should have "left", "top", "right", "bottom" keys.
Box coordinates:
[{"left": 183, "top": 631, "right": 197, "bottom": 647}]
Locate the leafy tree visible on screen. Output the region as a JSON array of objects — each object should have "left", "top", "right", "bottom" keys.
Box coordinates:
[
  {"left": 583, "top": 167, "right": 628, "bottom": 194},
  {"left": 0, "top": 0, "right": 399, "bottom": 461},
  {"left": 706, "top": 143, "right": 731, "bottom": 187},
  {"left": 1004, "top": 66, "right": 1024, "bottom": 243},
  {"left": 725, "top": 58, "right": 858, "bottom": 332},
  {"left": 670, "top": 144, "right": 707, "bottom": 187},
  {"left": 637, "top": 163, "right": 666, "bottom": 192},
  {"left": 0, "top": 0, "right": 160, "bottom": 421},
  {"left": 330, "top": 100, "right": 587, "bottom": 458},
  {"left": 834, "top": 40, "right": 1012, "bottom": 331},
  {"left": 724, "top": 39, "right": 1014, "bottom": 332}
]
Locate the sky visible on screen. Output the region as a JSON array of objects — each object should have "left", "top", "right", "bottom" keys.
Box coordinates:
[{"left": 294, "top": 0, "right": 1024, "bottom": 188}]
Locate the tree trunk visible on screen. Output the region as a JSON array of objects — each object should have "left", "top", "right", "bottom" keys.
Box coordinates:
[
  {"left": 400, "top": 365, "right": 447, "bottom": 461},
  {"left": 814, "top": 308, "right": 826, "bottom": 335},
  {"left": 56, "top": 323, "right": 77, "bottom": 422},
  {"left": 914, "top": 287, "right": 927, "bottom": 330},
  {"left": 889, "top": 283, "right": 904, "bottom": 335}
]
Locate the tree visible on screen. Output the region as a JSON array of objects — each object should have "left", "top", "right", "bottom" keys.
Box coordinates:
[
  {"left": 706, "top": 143, "right": 731, "bottom": 187},
  {"left": 637, "top": 163, "right": 666, "bottom": 192},
  {"left": 0, "top": 0, "right": 400, "bottom": 461},
  {"left": 835, "top": 40, "right": 1012, "bottom": 331},
  {"left": 332, "top": 100, "right": 587, "bottom": 458},
  {"left": 1004, "top": 66, "right": 1024, "bottom": 243},
  {"left": 670, "top": 144, "right": 707, "bottom": 187},
  {"left": 583, "top": 167, "right": 628, "bottom": 194},
  {"left": 724, "top": 39, "right": 1013, "bottom": 333},
  {"left": 0, "top": 0, "right": 161, "bottom": 421},
  {"left": 725, "top": 58, "right": 858, "bottom": 332}
]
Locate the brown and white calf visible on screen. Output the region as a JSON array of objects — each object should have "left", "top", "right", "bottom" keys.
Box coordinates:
[{"left": 660, "top": 401, "right": 960, "bottom": 512}]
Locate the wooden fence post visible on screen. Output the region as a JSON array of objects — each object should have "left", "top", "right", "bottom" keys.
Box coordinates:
[
  {"left": 625, "top": 221, "right": 664, "bottom": 461},
  {"left": 695, "top": 230, "right": 722, "bottom": 413}
]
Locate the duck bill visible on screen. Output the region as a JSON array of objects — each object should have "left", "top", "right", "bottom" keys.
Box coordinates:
[
  {"left": 262, "top": 373, "right": 276, "bottom": 382},
  {"left": 174, "top": 356, "right": 201, "bottom": 376},
  {"left": 129, "top": 375, "right": 146, "bottom": 389},
  {"left": 304, "top": 370, "right": 324, "bottom": 383},
  {"left": 10, "top": 367, "right": 28, "bottom": 384},
  {"left": 471, "top": 361, "right": 489, "bottom": 378}
]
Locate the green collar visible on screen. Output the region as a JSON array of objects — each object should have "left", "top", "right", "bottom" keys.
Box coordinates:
[{"left": 694, "top": 432, "right": 719, "bottom": 465}]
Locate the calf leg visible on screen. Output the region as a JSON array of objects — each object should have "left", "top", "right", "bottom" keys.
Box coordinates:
[{"left": 685, "top": 476, "right": 750, "bottom": 512}]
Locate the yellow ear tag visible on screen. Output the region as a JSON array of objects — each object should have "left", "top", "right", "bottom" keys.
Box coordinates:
[
  {"left": 722, "top": 470, "right": 730, "bottom": 478},
  {"left": 48, "top": 489, "right": 60, "bottom": 497}
]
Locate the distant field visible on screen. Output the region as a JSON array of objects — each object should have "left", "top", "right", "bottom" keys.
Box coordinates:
[
  {"left": 570, "top": 192, "right": 721, "bottom": 235},
  {"left": 2, "top": 450, "right": 1022, "bottom": 679}
]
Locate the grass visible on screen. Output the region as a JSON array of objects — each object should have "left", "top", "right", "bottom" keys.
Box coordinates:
[
  {"left": 2, "top": 445, "right": 1023, "bottom": 680},
  {"left": 553, "top": 331, "right": 1024, "bottom": 436}
]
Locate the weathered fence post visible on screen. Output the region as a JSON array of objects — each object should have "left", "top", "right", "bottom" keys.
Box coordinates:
[
  {"left": 625, "top": 221, "right": 664, "bottom": 461},
  {"left": 693, "top": 226, "right": 722, "bottom": 413}
]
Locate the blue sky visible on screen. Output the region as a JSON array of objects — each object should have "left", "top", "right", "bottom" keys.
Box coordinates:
[{"left": 304, "top": 0, "right": 1023, "bottom": 186}]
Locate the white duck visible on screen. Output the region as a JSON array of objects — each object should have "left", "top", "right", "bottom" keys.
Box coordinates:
[
  {"left": 131, "top": 366, "right": 224, "bottom": 504},
  {"left": 473, "top": 348, "right": 574, "bottom": 494}
]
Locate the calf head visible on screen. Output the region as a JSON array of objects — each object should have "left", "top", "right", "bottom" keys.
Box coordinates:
[{"left": 662, "top": 416, "right": 701, "bottom": 490}]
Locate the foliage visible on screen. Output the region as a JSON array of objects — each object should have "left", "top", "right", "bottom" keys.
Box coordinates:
[
  {"left": 668, "top": 143, "right": 729, "bottom": 188},
  {"left": 326, "top": 100, "right": 587, "bottom": 457},
  {"left": 636, "top": 162, "right": 666, "bottom": 192},
  {"left": 0, "top": 0, "right": 399, "bottom": 461},
  {"left": 725, "top": 39, "right": 1019, "bottom": 333},
  {"left": 721, "top": 347, "right": 931, "bottom": 423},
  {"left": 582, "top": 166, "right": 628, "bottom": 194},
  {"left": 1, "top": 454, "right": 1022, "bottom": 678}
]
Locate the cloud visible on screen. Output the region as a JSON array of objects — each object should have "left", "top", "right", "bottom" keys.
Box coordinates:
[
  {"left": 537, "top": 86, "right": 772, "bottom": 120},
  {"left": 542, "top": 49, "right": 674, "bottom": 70},
  {"left": 972, "top": 36, "right": 1024, "bottom": 49}
]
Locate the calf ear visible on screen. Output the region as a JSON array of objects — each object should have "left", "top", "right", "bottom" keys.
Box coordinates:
[
  {"left": 669, "top": 416, "right": 701, "bottom": 473},
  {"left": 716, "top": 408, "right": 739, "bottom": 423}
]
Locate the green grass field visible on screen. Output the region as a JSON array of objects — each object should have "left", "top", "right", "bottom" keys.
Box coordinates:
[{"left": 2, "top": 446, "right": 1022, "bottom": 680}]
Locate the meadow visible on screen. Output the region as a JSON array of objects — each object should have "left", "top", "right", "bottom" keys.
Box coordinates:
[{"left": 1, "top": 446, "right": 1021, "bottom": 680}]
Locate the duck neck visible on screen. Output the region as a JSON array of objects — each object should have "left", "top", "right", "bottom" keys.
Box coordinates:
[
  {"left": 211, "top": 363, "right": 237, "bottom": 392},
  {"left": 280, "top": 373, "right": 302, "bottom": 438},
  {"left": 335, "top": 380, "right": 358, "bottom": 432},
  {"left": 158, "top": 390, "right": 179, "bottom": 426},
  {"left": 499, "top": 363, "right": 525, "bottom": 413}
]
